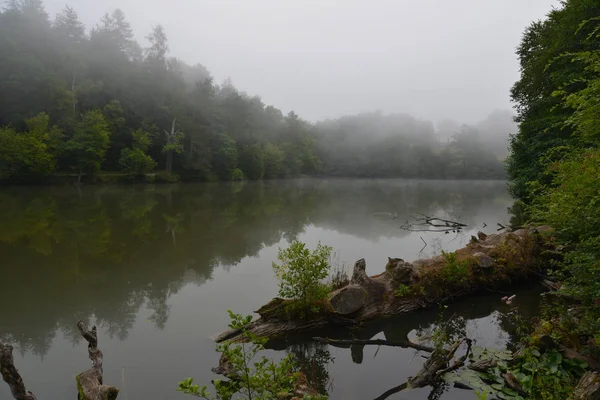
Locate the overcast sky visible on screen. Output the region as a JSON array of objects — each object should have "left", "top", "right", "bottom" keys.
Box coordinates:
[{"left": 44, "top": 0, "right": 559, "bottom": 123}]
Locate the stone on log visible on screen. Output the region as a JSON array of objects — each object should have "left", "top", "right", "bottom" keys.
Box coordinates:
[
  {"left": 329, "top": 285, "right": 366, "bottom": 315},
  {"left": 472, "top": 252, "right": 494, "bottom": 269}
]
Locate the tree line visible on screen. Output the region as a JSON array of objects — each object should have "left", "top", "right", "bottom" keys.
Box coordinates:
[
  {"left": 507, "top": 0, "right": 600, "bottom": 397},
  {"left": 0, "top": 0, "right": 508, "bottom": 183}
]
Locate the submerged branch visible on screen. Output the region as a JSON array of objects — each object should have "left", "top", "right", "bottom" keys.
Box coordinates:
[{"left": 312, "top": 337, "right": 435, "bottom": 353}]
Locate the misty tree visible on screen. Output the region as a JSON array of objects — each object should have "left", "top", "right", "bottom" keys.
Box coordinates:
[
  {"left": 67, "top": 110, "right": 111, "bottom": 182},
  {"left": 0, "top": 0, "right": 510, "bottom": 184},
  {"left": 146, "top": 24, "right": 169, "bottom": 68},
  {"left": 120, "top": 129, "right": 157, "bottom": 178},
  {"left": 163, "top": 119, "right": 184, "bottom": 175},
  {"left": 53, "top": 6, "right": 85, "bottom": 42}
]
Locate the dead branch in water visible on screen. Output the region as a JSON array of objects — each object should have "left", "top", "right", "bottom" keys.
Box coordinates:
[
  {"left": 400, "top": 213, "right": 467, "bottom": 233},
  {"left": 0, "top": 343, "right": 37, "bottom": 400},
  {"left": 1, "top": 322, "right": 119, "bottom": 400},
  {"left": 76, "top": 320, "right": 119, "bottom": 400},
  {"left": 312, "top": 337, "right": 435, "bottom": 353},
  {"left": 371, "top": 338, "right": 471, "bottom": 400}
]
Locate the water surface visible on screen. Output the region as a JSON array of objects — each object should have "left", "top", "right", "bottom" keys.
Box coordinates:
[{"left": 0, "top": 179, "right": 538, "bottom": 399}]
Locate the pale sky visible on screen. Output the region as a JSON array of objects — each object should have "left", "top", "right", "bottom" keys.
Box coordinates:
[{"left": 44, "top": 0, "right": 560, "bottom": 123}]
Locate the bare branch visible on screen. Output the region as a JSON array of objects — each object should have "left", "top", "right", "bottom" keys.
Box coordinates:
[
  {"left": 0, "top": 343, "right": 37, "bottom": 400},
  {"left": 312, "top": 337, "right": 434, "bottom": 353},
  {"left": 76, "top": 320, "right": 119, "bottom": 400}
]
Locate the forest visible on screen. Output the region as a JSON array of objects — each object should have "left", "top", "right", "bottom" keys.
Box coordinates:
[{"left": 0, "top": 0, "right": 509, "bottom": 184}]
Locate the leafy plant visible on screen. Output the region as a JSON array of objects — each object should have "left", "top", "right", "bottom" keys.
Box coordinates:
[
  {"left": 440, "top": 251, "right": 471, "bottom": 290},
  {"left": 394, "top": 284, "right": 411, "bottom": 297},
  {"left": 272, "top": 241, "right": 332, "bottom": 318},
  {"left": 178, "top": 311, "right": 324, "bottom": 399}
]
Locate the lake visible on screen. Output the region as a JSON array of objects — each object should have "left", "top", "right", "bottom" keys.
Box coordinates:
[{"left": 0, "top": 179, "right": 541, "bottom": 399}]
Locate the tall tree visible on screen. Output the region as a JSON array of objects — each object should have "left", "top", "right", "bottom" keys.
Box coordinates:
[{"left": 67, "top": 110, "right": 111, "bottom": 182}]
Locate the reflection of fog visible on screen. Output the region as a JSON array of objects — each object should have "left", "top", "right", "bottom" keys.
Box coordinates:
[{"left": 0, "top": 179, "right": 512, "bottom": 355}]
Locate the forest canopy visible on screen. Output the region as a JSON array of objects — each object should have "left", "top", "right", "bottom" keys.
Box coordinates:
[{"left": 0, "top": 0, "right": 511, "bottom": 183}]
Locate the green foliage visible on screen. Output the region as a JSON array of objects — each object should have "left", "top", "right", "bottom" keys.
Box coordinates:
[
  {"left": 272, "top": 241, "right": 332, "bottom": 318},
  {"left": 211, "top": 133, "right": 239, "bottom": 180},
  {"left": 0, "top": 113, "right": 60, "bottom": 181},
  {"left": 508, "top": 2, "right": 600, "bottom": 201},
  {"left": 440, "top": 251, "right": 471, "bottom": 290},
  {"left": 119, "top": 129, "right": 156, "bottom": 178},
  {"left": 0, "top": 0, "right": 511, "bottom": 183},
  {"left": 239, "top": 144, "right": 265, "bottom": 180},
  {"left": 508, "top": 5, "right": 600, "bottom": 379},
  {"left": 177, "top": 311, "right": 324, "bottom": 400},
  {"left": 119, "top": 149, "right": 156, "bottom": 178},
  {"left": 394, "top": 284, "right": 411, "bottom": 297},
  {"left": 262, "top": 144, "right": 286, "bottom": 179},
  {"left": 67, "top": 110, "right": 111, "bottom": 177},
  {"left": 230, "top": 168, "right": 244, "bottom": 181}
]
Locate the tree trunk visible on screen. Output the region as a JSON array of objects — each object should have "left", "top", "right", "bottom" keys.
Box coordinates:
[
  {"left": 215, "top": 226, "right": 554, "bottom": 342},
  {"left": 166, "top": 151, "right": 173, "bottom": 175}
]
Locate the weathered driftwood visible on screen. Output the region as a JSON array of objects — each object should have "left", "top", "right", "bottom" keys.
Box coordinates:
[
  {"left": 0, "top": 321, "right": 118, "bottom": 400},
  {"left": 215, "top": 226, "right": 553, "bottom": 343},
  {"left": 370, "top": 338, "right": 472, "bottom": 400},
  {"left": 573, "top": 371, "right": 600, "bottom": 400},
  {"left": 0, "top": 343, "right": 37, "bottom": 400},
  {"left": 76, "top": 321, "right": 119, "bottom": 400}
]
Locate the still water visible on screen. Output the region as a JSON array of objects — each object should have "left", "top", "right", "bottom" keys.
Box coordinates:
[{"left": 0, "top": 179, "right": 541, "bottom": 399}]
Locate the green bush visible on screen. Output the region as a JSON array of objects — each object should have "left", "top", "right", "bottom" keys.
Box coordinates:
[
  {"left": 178, "top": 311, "right": 325, "bottom": 399},
  {"left": 230, "top": 168, "right": 244, "bottom": 181},
  {"left": 119, "top": 148, "right": 157, "bottom": 179},
  {"left": 239, "top": 144, "right": 265, "bottom": 180},
  {"left": 440, "top": 251, "right": 471, "bottom": 290},
  {"left": 272, "top": 241, "right": 333, "bottom": 317}
]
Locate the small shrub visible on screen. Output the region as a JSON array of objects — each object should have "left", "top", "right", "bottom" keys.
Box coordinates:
[
  {"left": 441, "top": 251, "right": 471, "bottom": 290},
  {"left": 230, "top": 168, "right": 244, "bottom": 181},
  {"left": 178, "top": 311, "right": 325, "bottom": 399},
  {"left": 273, "top": 241, "right": 333, "bottom": 318},
  {"left": 328, "top": 254, "right": 350, "bottom": 290},
  {"left": 394, "top": 284, "right": 411, "bottom": 297}
]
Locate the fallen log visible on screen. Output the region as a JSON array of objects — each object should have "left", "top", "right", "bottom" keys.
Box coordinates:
[
  {"left": 215, "top": 226, "right": 554, "bottom": 343},
  {"left": 0, "top": 321, "right": 118, "bottom": 400}
]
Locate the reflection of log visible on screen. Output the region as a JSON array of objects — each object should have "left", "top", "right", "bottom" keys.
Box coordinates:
[
  {"left": 0, "top": 343, "right": 37, "bottom": 400},
  {"left": 373, "top": 339, "right": 471, "bottom": 400},
  {"left": 76, "top": 320, "right": 119, "bottom": 400},
  {"left": 215, "top": 227, "right": 553, "bottom": 343},
  {"left": 312, "top": 337, "right": 434, "bottom": 353}
]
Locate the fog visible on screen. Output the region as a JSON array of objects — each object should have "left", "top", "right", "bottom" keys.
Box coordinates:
[
  {"left": 43, "top": 0, "right": 558, "bottom": 123},
  {"left": 0, "top": 0, "right": 557, "bottom": 182}
]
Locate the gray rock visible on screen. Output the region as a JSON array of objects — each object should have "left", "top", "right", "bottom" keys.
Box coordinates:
[
  {"left": 329, "top": 285, "right": 366, "bottom": 315},
  {"left": 473, "top": 252, "right": 494, "bottom": 268}
]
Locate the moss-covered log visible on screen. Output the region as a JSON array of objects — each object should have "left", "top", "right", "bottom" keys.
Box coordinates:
[{"left": 215, "top": 226, "right": 554, "bottom": 342}]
